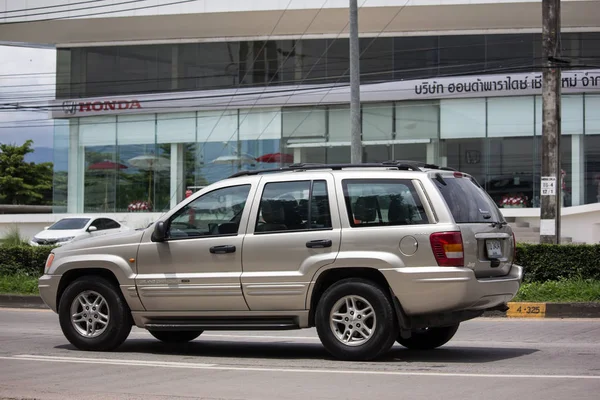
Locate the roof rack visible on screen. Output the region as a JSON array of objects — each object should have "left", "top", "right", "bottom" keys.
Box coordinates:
[{"left": 228, "top": 160, "right": 455, "bottom": 178}]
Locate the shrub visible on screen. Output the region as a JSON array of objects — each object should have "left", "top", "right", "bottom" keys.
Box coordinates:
[
  {"left": 516, "top": 243, "right": 600, "bottom": 283},
  {"left": 0, "top": 245, "right": 54, "bottom": 276}
]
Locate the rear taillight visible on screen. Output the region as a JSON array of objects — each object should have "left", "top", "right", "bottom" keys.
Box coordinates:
[{"left": 430, "top": 232, "right": 464, "bottom": 267}]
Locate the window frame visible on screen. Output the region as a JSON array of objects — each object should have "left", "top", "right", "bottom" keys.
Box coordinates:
[
  {"left": 341, "top": 178, "right": 431, "bottom": 228},
  {"left": 253, "top": 179, "right": 334, "bottom": 235},
  {"left": 165, "top": 184, "right": 252, "bottom": 241}
]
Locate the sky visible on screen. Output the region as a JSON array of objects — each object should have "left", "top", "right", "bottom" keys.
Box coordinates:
[{"left": 0, "top": 45, "right": 56, "bottom": 150}]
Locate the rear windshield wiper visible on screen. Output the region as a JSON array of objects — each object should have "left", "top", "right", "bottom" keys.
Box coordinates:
[
  {"left": 434, "top": 173, "right": 447, "bottom": 186},
  {"left": 490, "top": 220, "right": 508, "bottom": 228}
]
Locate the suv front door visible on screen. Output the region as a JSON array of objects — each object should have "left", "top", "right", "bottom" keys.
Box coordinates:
[
  {"left": 241, "top": 174, "right": 341, "bottom": 311},
  {"left": 135, "top": 183, "right": 255, "bottom": 311}
]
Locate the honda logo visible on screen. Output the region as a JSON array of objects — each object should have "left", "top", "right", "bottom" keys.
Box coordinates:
[{"left": 62, "top": 101, "right": 77, "bottom": 115}]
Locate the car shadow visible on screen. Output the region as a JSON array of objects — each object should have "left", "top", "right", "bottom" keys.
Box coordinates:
[{"left": 55, "top": 339, "right": 538, "bottom": 364}]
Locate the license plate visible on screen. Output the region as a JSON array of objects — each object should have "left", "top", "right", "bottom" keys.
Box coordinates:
[{"left": 486, "top": 239, "right": 503, "bottom": 258}]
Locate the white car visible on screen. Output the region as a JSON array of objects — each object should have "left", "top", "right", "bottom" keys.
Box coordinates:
[{"left": 29, "top": 216, "right": 128, "bottom": 247}]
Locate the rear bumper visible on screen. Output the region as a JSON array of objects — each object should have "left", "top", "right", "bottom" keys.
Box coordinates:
[{"left": 381, "top": 263, "right": 523, "bottom": 316}]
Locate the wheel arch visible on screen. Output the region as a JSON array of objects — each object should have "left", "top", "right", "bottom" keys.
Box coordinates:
[
  {"left": 306, "top": 266, "right": 392, "bottom": 328},
  {"left": 56, "top": 268, "right": 142, "bottom": 312}
]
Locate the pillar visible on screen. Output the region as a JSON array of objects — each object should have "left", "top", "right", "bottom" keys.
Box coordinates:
[
  {"left": 571, "top": 134, "right": 584, "bottom": 206},
  {"left": 426, "top": 141, "right": 439, "bottom": 165},
  {"left": 294, "top": 147, "right": 302, "bottom": 164},
  {"left": 170, "top": 143, "right": 185, "bottom": 209},
  {"left": 67, "top": 120, "right": 84, "bottom": 213}
]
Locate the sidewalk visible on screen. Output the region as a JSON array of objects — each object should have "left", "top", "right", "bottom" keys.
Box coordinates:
[{"left": 1, "top": 294, "right": 599, "bottom": 318}]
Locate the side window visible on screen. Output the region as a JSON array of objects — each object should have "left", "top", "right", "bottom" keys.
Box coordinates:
[
  {"left": 168, "top": 185, "right": 251, "bottom": 239},
  {"left": 255, "top": 180, "right": 332, "bottom": 234},
  {"left": 103, "top": 219, "right": 121, "bottom": 230},
  {"left": 343, "top": 179, "right": 429, "bottom": 227}
]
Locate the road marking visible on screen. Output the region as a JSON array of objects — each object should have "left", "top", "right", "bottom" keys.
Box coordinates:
[
  {"left": 0, "top": 307, "right": 51, "bottom": 312},
  {"left": 2, "top": 355, "right": 599, "bottom": 380},
  {"left": 4, "top": 355, "right": 214, "bottom": 368}
]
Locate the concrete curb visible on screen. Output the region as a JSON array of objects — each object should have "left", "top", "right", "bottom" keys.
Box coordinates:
[
  {"left": 482, "top": 302, "right": 600, "bottom": 318},
  {"left": 0, "top": 294, "right": 48, "bottom": 309}
]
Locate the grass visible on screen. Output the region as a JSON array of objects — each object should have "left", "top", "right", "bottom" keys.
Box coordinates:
[
  {"left": 0, "top": 274, "right": 599, "bottom": 302},
  {"left": 513, "top": 278, "right": 600, "bottom": 303},
  {"left": 0, "top": 225, "right": 29, "bottom": 247},
  {"left": 0, "top": 274, "right": 39, "bottom": 295}
]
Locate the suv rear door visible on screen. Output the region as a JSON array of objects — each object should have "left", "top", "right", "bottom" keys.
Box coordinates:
[
  {"left": 241, "top": 174, "right": 341, "bottom": 311},
  {"left": 431, "top": 172, "right": 515, "bottom": 278}
]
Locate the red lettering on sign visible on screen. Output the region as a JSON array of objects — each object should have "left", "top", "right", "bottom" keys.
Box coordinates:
[{"left": 74, "top": 100, "right": 142, "bottom": 113}]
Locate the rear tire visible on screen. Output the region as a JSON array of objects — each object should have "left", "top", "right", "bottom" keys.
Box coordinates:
[
  {"left": 148, "top": 330, "right": 203, "bottom": 343},
  {"left": 396, "top": 324, "right": 459, "bottom": 350},
  {"left": 58, "top": 276, "right": 132, "bottom": 351},
  {"left": 315, "top": 278, "right": 398, "bottom": 361}
]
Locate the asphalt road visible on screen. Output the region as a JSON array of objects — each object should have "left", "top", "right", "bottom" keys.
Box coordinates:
[{"left": 0, "top": 308, "right": 599, "bottom": 400}]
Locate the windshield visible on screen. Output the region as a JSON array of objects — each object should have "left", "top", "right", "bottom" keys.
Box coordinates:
[
  {"left": 48, "top": 218, "right": 90, "bottom": 230},
  {"left": 433, "top": 175, "right": 501, "bottom": 223}
]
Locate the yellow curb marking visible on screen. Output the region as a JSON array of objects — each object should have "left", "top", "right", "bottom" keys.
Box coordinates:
[{"left": 507, "top": 302, "right": 546, "bottom": 318}]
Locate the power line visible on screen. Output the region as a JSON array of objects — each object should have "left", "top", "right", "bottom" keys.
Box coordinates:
[
  {"left": 0, "top": 41, "right": 555, "bottom": 90},
  {"left": 188, "top": 0, "right": 411, "bottom": 174},
  {"left": 3, "top": 33, "right": 600, "bottom": 80},
  {"left": 2, "top": 56, "right": 589, "bottom": 103},
  {"left": 0, "top": 0, "right": 199, "bottom": 25},
  {"left": 0, "top": 0, "right": 115, "bottom": 15},
  {"left": 3, "top": 59, "right": 598, "bottom": 110},
  {"left": 0, "top": 0, "right": 145, "bottom": 20}
]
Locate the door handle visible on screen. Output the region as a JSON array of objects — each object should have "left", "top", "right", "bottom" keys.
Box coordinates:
[
  {"left": 306, "top": 239, "right": 333, "bottom": 249},
  {"left": 209, "top": 245, "right": 236, "bottom": 254}
]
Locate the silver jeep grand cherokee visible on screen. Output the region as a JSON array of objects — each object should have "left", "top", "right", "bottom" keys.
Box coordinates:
[{"left": 38, "top": 162, "right": 523, "bottom": 361}]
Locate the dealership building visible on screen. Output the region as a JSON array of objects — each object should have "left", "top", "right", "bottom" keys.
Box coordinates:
[{"left": 1, "top": 0, "right": 600, "bottom": 242}]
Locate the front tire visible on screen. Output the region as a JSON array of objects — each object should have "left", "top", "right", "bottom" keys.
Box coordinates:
[
  {"left": 148, "top": 330, "right": 203, "bottom": 343},
  {"left": 315, "top": 278, "right": 398, "bottom": 361},
  {"left": 396, "top": 324, "right": 459, "bottom": 350},
  {"left": 58, "top": 276, "right": 132, "bottom": 351}
]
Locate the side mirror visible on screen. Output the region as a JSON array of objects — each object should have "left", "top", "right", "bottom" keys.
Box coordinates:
[
  {"left": 44, "top": 226, "right": 49, "bottom": 230},
  {"left": 88, "top": 226, "right": 98, "bottom": 232},
  {"left": 152, "top": 221, "right": 168, "bottom": 242}
]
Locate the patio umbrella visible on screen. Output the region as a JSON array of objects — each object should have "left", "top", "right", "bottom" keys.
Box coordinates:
[
  {"left": 211, "top": 154, "right": 256, "bottom": 174},
  {"left": 255, "top": 152, "right": 294, "bottom": 165},
  {"left": 88, "top": 161, "right": 128, "bottom": 211},
  {"left": 128, "top": 155, "right": 170, "bottom": 205}
]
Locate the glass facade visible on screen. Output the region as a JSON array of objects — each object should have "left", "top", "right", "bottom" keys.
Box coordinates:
[
  {"left": 56, "top": 32, "right": 600, "bottom": 98},
  {"left": 54, "top": 94, "right": 600, "bottom": 213},
  {"left": 52, "top": 31, "right": 600, "bottom": 213}
]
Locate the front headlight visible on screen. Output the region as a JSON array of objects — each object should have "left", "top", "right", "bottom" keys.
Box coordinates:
[{"left": 56, "top": 236, "right": 75, "bottom": 242}]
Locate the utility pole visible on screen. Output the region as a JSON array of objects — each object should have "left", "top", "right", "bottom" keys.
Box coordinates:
[
  {"left": 349, "top": 0, "right": 362, "bottom": 164},
  {"left": 540, "top": 0, "right": 562, "bottom": 244}
]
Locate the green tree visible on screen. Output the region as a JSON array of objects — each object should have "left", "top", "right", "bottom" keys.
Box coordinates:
[{"left": 0, "top": 140, "right": 53, "bottom": 205}]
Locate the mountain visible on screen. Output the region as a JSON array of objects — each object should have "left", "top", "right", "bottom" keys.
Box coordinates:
[{"left": 24, "top": 146, "right": 53, "bottom": 164}]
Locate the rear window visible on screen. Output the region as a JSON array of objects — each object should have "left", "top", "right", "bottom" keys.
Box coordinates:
[
  {"left": 342, "top": 179, "right": 429, "bottom": 227},
  {"left": 433, "top": 175, "right": 500, "bottom": 223},
  {"left": 48, "top": 218, "right": 90, "bottom": 230}
]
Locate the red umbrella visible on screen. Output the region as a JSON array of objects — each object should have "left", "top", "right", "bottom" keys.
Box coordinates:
[
  {"left": 88, "top": 161, "right": 128, "bottom": 211},
  {"left": 88, "top": 161, "right": 128, "bottom": 170},
  {"left": 255, "top": 153, "right": 294, "bottom": 164}
]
